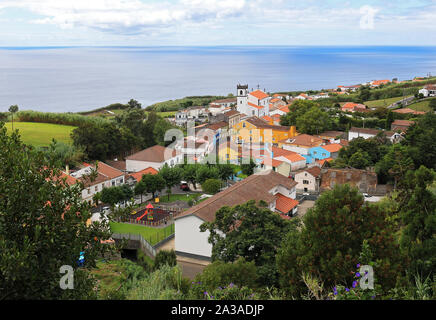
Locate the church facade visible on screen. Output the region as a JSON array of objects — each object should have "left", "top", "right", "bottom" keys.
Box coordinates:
[{"left": 236, "top": 84, "right": 271, "bottom": 118}]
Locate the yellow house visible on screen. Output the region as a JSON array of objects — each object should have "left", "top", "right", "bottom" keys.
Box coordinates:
[
  {"left": 217, "top": 141, "right": 241, "bottom": 163},
  {"left": 232, "top": 116, "right": 297, "bottom": 145}
]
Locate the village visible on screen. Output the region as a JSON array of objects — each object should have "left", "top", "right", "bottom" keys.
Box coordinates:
[{"left": 48, "top": 76, "right": 436, "bottom": 277}]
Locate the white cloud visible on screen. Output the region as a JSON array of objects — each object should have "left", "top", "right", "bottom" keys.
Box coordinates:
[
  {"left": 0, "top": 0, "right": 435, "bottom": 44},
  {"left": 0, "top": 0, "right": 246, "bottom": 34}
]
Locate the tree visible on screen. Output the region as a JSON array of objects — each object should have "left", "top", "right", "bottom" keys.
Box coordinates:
[
  {"left": 41, "top": 140, "right": 85, "bottom": 171},
  {"left": 403, "top": 113, "right": 436, "bottom": 170},
  {"left": 429, "top": 99, "right": 436, "bottom": 111},
  {"left": 196, "top": 165, "right": 220, "bottom": 185},
  {"left": 296, "top": 106, "right": 332, "bottom": 135},
  {"left": 134, "top": 181, "right": 147, "bottom": 203},
  {"left": 182, "top": 164, "right": 199, "bottom": 190},
  {"left": 153, "top": 118, "right": 176, "bottom": 147},
  {"left": 159, "top": 165, "right": 183, "bottom": 201},
  {"left": 276, "top": 184, "right": 404, "bottom": 298},
  {"left": 101, "top": 186, "right": 124, "bottom": 207},
  {"left": 359, "top": 88, "right": 371, "bottom": 102},
  {"left": 240, "top": 159, "right": 256, "bottom": 176},
  {"left": 127, "top": 98, "right": 142, "bottom": 109},
  {"left": 200, "top": 200, "right": 290, "bottom": 287},
  {"left": 348, "top": 150, "right": 370, "bottom": 169},
  {"left": 202, "top": 179, "right": 222, "bottom": 195},
  {"left": 375, "top": 144, "right": 414, "bottom": 187},
  {"left": 217, "top": 163, "right": 234, "bottom": 183},
  {"left": 398, "top": 166, "right": 436, "bottom": 279},
  {"left": 142, "top": 173, "right": 165, "bottom": 199},
  {"left": 0, "top": 123, "right": 112, "bottom": 299},
  {"left": 280, "top": 100, "right": 317, "bottom": 126},
  {"left": 385, "top": 110, "right": 394, "bottom": 130},
  {"left": 8, "top": 105, "right": 18, "bottom": 131},
  {"left": 71, "top": 122, "right": 136, "bottom": 161}
]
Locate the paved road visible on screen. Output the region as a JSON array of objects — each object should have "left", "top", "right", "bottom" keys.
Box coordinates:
[{"left": 178, "top": 261, "right": 207, "bottom": 280}]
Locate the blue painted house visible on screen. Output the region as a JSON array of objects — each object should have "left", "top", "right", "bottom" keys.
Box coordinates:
[{"left": 303, "top": 146, "right": 331, "bottom": 164}]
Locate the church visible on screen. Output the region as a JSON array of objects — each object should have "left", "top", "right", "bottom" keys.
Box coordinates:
[{"left": 236, "top": 84, "right": 271, "bottom": 118}]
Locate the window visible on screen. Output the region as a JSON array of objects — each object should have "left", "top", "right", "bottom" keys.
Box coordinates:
[
  {"left": 252, "top": 110, "right": 255, "bottom": 115},
  {"left": 226, "top": 154, "right": 229, "bottom": 159},
  {"left": 303, "top": 180, "right": 309, "bottom": 184},
  {"left": 112, "top": 181, "right": 115, "bottom": 186},
  {"left": 243, "top": 123, "right": 246, "bottom": 128},
  {"left": 87, "top": 188, "right": 90, "bottom": 194},
  {"left": 95, "top": 186, "right": 98, "bottom": 192}
]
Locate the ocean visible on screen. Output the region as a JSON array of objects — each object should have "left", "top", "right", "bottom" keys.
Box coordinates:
[{"left": 0, "top": 46, "right": 435, "bottom": 113}]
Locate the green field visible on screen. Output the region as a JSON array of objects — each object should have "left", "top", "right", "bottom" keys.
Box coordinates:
[
  {"left": 158, "top": 193, "right": 200, "bottom": 203},
  {"left": 5, "top": 122, "right": 76, "bottom": 147},
  {"left": 407, "top": 99, "right": 434, "bottom": 112},
  {"left": 148, "top": 111, "right": 176, "bottom": 118},
  {"left": 364, "top": 96, "right": 413, "bottom": 108},
  {"left": 110, "top": 222, "right": 174, "bottom": 245}
]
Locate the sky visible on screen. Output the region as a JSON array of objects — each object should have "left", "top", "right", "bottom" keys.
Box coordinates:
[{"left": 0, "top": 0, "right": 435, "bottom": 46}]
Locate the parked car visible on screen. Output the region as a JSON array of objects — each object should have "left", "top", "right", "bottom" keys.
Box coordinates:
[{"left": 180, "top": 181, "right": 190, "bottom": 191}]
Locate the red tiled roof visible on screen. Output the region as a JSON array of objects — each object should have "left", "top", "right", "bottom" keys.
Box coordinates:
[
  {"left": 275, "top": 193, "right": 299, "bottom": 214},
  {"left": 317, "top": 158, "right": 333, "bottom": 166},
  {"left": 281, "top": 153, "right": 306, "bottom": 163},
  {"left": 392, "top": 108, "right": 426, "bottom": 115},
  {"left": 320, "top": 143, "right": 343, "bottom": 153},
  {"left": 392, "top": 120, "right": 415, "bottom": 127},
  {"left": 129, "top": 167, "right": 158, "bottom": 182},
  {"left": 262, "top": 115, "right": 272, "bottom": 122},
  {"left": 284, "top": 134, "right": 323, "bottom": 148},
  {"left": 279, "top": 105, "right": 290, "bottom": 113},
  {"left": 372, "top": 80, "right": 390, "bottom": 86},
  {"left": 97, "top": 162, "right": 124, "bottom": 179},
  {"left": 126, "top": 145, "right": 177, "bottom": 163},
  {"left": 250, "top": 89, "right": 269, "bottom": 100},
  {"left": 247, "top": 101, "right": 263, "bottom": 109},
  {"left": 261, "top": 157, "right": 284, "bottom": 167},
  {"left": 175, "top": 170, "right": 297, "bottom": 222}
]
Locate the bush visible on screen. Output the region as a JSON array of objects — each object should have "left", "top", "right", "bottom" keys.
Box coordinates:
[
  {"left": 154, "top": 250, "right": 177, "bottom": 271},
  {"left": 15, "top": 110, "right": 109, "bottom": 127},
  {"left": 126, "top": 265, "right": 189, "bottom": 300},
  {"left": 137, "top": 250, "right": 154, "bottom": 273},
  {"left": 201, "top": 178, "right": 222, "bottom": 195},
  {"left": 192, "top": 258, "right": 258, "bottom": 293}
]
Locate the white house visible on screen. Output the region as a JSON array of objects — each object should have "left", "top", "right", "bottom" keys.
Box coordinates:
[
  {"left": 174, "top": 170, "right": 298, "bottom": 260},
  {"left": 279, "top": 134, "right": 324, "bottom": 155},
  {"left": 348, "top": 127, "right": 380, "bottom": 140},
  {"left": 293, "top": 166, "right": 321, "bottom": 193},
  {"left": 175, "top": 138, "right": 209, "bottom": 163},
  {"left": 65, "top": 162, "right": 125, "bottom": 204},
  {"left": 419, "top": 84, "right": 436, "bottom": 97},
  {"left": 126, "top": 145, "right": 182, "bottom": 172},
  {"left": 210, "top": 97, "right": 237, "bottom": 108},
  {"left": 236, "top": 84, "right": 270, "bottom": 118}
]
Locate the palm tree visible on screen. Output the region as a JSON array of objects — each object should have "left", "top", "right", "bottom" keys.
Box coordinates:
[{"left": 8, "top": 105, "right": 18, "bottom": 131}]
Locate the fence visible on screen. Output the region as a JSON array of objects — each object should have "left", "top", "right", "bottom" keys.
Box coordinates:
[
  {"left": 112, "top": 233, "right": 157, "bottom": 258},
  {"left": 118, "top": 205, "right": 183, "bottom": 227},
  {"left": 112, "top": 224, "right": 175, "bottom": 258}
]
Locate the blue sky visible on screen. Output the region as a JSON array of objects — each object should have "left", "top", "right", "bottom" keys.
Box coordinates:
[{"left": 0, "top": 0, "right": 435, "bottom": 46}]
